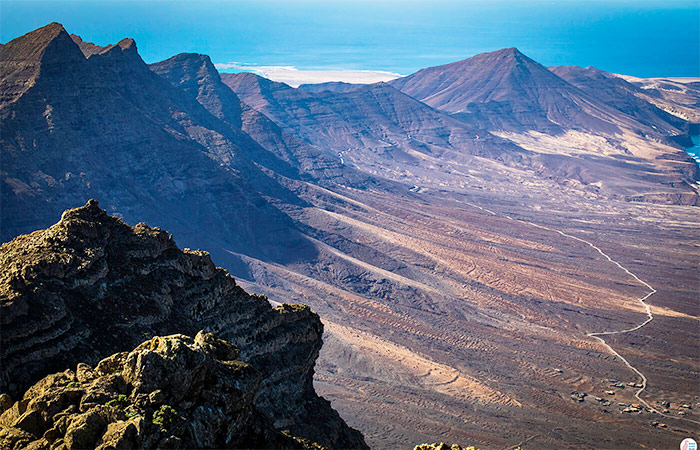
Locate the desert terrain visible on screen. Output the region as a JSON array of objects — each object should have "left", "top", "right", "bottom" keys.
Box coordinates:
[{"left": 236, "top": 182, "right": 699, "bottom": 448}]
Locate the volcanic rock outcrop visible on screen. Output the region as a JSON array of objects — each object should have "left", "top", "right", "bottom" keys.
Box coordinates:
[
  {"left": 0, "top": 200, "right": 367, "bottom": 449},
  {"left": 0, "top": 331, "right": 323, "bottom": 449}
]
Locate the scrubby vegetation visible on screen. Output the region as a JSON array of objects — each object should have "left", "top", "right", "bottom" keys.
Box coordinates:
[
  {"left": 106, "top": 394, "right": 129, "bottom": 409},
  {"left": 152, "top": 404, "right": 179, "bottom": 427}
]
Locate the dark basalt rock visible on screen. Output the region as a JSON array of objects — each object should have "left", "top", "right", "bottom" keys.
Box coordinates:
[
  {"left": 0, "top": 330, "right": 324, "bottom": 449},
  {"left": 0, "top": 200, "right": 367, "bottom": 449}
]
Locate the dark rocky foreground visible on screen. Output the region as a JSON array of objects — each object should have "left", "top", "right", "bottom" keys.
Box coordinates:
[
  {"left": 0, "top": 200, "right": 367, "bottom": 449},
  {"left": 0, "top": 331, "right": 324, "bottom": 449}
]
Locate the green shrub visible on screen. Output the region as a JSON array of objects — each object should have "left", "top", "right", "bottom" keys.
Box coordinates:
[
  {"left": 152, "top": 405, "right": 178, "bottom": 427},
  {"left": 106, "top": 394, "right": 128, "bottom": 408}
]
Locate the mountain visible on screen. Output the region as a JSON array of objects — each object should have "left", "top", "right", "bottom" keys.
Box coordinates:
[
  {"left": 0, "top": 23, "right": 315, "bottom": 272},
  {"left": 223, "top": 71, "right": 698, "bottom": 204},
  {"left": 221, "top": 72, "right": 531, "bottom": 178},
  {"left": 148, "top": 53, "right": 366, "bottom": 185},
  {"left": 550, "top": 65, "right": 691, "bottom": 144},
  {"left": 389, "top": 48, "right": 694, "bottom": 142},
  {"left": 388, "top": 47, "right": 621, "bottom": 133},
  {"left": 386, "top": 48, "right": 698, "bottom": 201},
  {"left": 0, "top": 200, "right": 367, "bottom": 448},
  {"left": 0, "top": 331, "right": 325, "bottom": 449}
]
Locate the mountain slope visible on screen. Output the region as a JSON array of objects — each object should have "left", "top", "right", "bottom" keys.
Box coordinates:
[
  {"left": 550, "top": 65, "right": 690, "bottom": 143},
  {"left": 388, "top": 47, "right": 621, "bottom": 133},
  {"left": 222, "top": 72, "right": 530, "bottom": 173},
  {"left": 388, "top": 48, "right": 695, "bottom": 144},
  {"left": 149, "top": 53, "right": 364, "bottom": 185},
  {"left": 384, "top": 48, "right": 697, "bottom": 201},
  {"left": 0, "top": 23, "right": 314, "bottom": 270},
  {"left": 223, "top": 71, "right": 698, "bottom": 203}
]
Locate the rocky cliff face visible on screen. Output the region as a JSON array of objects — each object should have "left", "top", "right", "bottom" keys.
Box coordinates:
[
  {"left": 0, "top": 331, "right": 323, "bottom": 450},
  {"left": 0, "top": 23, "right": 314, "bottom": 272},
  {"left": 0, "top": 200, "right": 367, "bottom": 449}
]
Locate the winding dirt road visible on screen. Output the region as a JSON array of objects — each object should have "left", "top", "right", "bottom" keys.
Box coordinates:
[{"left": 465, "top": 201, "right": 700, "bottom": 426}]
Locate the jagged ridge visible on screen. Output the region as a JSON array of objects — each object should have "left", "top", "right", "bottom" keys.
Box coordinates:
[{"left": 0, "top": 200, "right": 367, "bottom": 449}]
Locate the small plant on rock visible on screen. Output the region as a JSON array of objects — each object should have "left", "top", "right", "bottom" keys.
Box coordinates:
[
  {"left": 124, "top": 410, "right": 141, "bottom": 419},
  {"left": 106, "top": 394, "right": 128, "bottom": 408},
  {"left": 152, "top": 405, "right": 178, "bottom": 427}
]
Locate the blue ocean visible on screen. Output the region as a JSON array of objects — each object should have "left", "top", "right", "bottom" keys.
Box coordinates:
[
  {"left": 686, "top": 135, "right": 700, "bottom": 168},
  {"left": 1, "top": 0, "right": 698, "bottom": 78}
]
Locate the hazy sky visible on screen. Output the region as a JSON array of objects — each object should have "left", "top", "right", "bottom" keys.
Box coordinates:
[{"left": 1, "top": 0, "right": 698, "bottom": 79}]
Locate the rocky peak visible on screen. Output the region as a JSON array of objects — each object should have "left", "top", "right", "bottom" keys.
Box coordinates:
[
  {"left": 113, "top": 38, "right": 136, "bottom": 52},
  {"left": 87, "top": 37, "right": 146, "bottom": 74},
  {"left": 68, "top": 33, "right": 140, "bottom": 66},
  {"left": 221, "top": 71, "right": 298, "bottom": 99},
  {"left": 388, "top": 46, "right": 617, "bottom": 133},
  {"left": 60, "top": 198, "right": 107, "bottom": 221},
  {"left": 5, "top": 22, "right": 84, "bottom": 68},
  {"left": 0, "top": 22, "right": 86, "bottom": 107},
  {"left": 499, "top": 46, "right": 522, "bottom": 55},
  {"left": 155, "top": 53, "right": 220, "bottom": 81},
  {"left": 471, "top": 47, "right": 537, "bottom": 67},
  {"left": 0, "top": 331, "right": 324, "bottom": 449},
  {"left": 151, "top": 53, "right": 363, "bottom": 183},
  {"left": 0, "top": 200, "right": 368, "bottom": 449},
  {"left": 150, "top": 53, "right": 243, "bottom": 126},
  {"left": 0, "top": 22, "right": 74, "bottom": 63},
  {"left": 96, "top": 38, "right": 138, "bottom": 58}
]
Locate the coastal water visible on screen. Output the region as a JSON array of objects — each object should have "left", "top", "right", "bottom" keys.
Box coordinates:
[
  {"left": 687, "top": 135, "right": 700, "bottom": 168},
  {"left": 1, "top": 0, "right": 698, "bottom": 78}
]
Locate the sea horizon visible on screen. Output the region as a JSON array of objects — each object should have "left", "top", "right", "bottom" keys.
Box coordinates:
[{"left": 2, "top": 0, "right": 698, "bottom": 83}]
